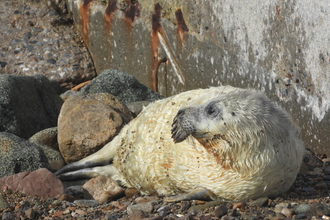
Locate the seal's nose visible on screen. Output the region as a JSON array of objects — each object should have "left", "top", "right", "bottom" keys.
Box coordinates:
[{"left": 177, "top": 109, "right": 185, "bottom": 117}]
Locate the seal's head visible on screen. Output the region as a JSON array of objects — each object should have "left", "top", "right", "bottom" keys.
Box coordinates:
[{"left": 171, "top": 89, "right": 292, "bottom": 148}]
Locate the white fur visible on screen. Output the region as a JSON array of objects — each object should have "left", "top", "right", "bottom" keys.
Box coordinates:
[{"left": 96, "top": 86, "right": 306, "bottom": 201}]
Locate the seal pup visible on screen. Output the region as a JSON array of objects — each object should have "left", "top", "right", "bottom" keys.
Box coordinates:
[{"left": 56, "top": 86, "right": 304, "bottom": 201}]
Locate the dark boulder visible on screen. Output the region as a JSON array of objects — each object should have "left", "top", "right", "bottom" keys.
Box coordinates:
[{"left": 0, "top": 74, "right": 63, "bottom": 139}]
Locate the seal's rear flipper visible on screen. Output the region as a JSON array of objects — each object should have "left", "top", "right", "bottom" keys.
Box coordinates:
[
  {"left": 55, "top": 141, "right": 118, "bottom": 180},
  {"left": 56, "top": 164, "right": 124, "bottom": 182},
  {"left": 164, "top": 187, "right": 224, "bottom": 202},
  {"left": 55, "top": 160, "right": 105, "bottom": 177}
]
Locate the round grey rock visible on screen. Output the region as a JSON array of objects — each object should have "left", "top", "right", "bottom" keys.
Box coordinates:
[
  {"left": 293, "top": 204, "right": 311, "bottom": 214},
  {"left": 29, "top": 127, "right": 65, "bottom": 171},
  {"left": 28, "top": 127, "right": 59, "bottom": 151},
  {"left": 80, "top": 69, "right": 163, "bottom": 103},
  {"left": 0, "top": 132, "right": 51, "bottom": 178}
]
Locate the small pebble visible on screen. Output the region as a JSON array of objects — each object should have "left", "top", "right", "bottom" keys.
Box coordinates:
[
  {"left": 214, "top": 205, "right": 228, "bottom": 218},
  {"left": 227, "top": 208, "right": 238, "bottom": 217},
  {"left": 0, "top": 194, "right": 10, "bottom": 209},
  {"left": 249, "top": 197, "right": 269, "bottom": 207},
  {"left": 27, "top": 45, "right": 34, "bottom": 51},
  {"left": 180, "top": 200, "right": 190, "bottom": 212},
  {"left": 2, "top": 212, "right": 15, "bottom": 219},
  {"left": 293, "top": 204, "right": 311, "bottom": 214},
  {"left": 294, "top": 213, "right": 307, "bottom": 219},
  {"left": 47, "top": 58, "right": 56, "bottom": 64},
  {"left": 281, "top": 207, "right": 292, "bottom": 216},
  {"left": 233, "top": 202, "right": 245, "bottom": 209},
  {"left": 157, "top": 205, "right": 171, "bottom": 216},
  {"left": 62, "top": 209, "right": 70, "bottom": 214},
  {"left": 106, "top": 214, "right": 122, "bottom": 220},
  {"left": 0, "top": 61, "right": 7, "bottom": 67},
  {"left": 127, "top": 202, "right": 154, "bottom": 215},
  {"left": 37, "top": 42, "right": 45, "bottom": 46},
  {"left": 33, "top": 28, "right": 43, "bottom": 32},
  {"left": 25, "top": 32, "right": 32, "bottom": 39},
  {"left": 323, "top": 166, "right": 330, "bottom": 175},
  {"left": 302, "top": 187, "right": 314, "bottom": 192},
  {"left": 240, "top": 213, "right": 258, "bottom": 220},
  {"left": 315, "top": 182, "right": 328, "bottom": 190},
  {"left": 73, "top": 199, "right": 99, "bottom": 207},
  {"left": 275, "top": 202, "right": 290, "bottom": 212},
  {"left": 25, "top": 208, "right": 36, "bottom": 218},
  {"left": 75, "top": 209, "right": 87, "bottom": 215}
]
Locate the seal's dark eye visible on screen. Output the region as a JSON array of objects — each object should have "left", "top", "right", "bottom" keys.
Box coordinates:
[
  {"left": 206, "top": 105, "right": 218, "bottom": 116},
  {"left": 207, "top": 106, "right": 215, "bottom": 115}
]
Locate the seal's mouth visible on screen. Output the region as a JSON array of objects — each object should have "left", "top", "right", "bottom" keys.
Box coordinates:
[
  {"left": 171, "top": 116, "right": 189, "bottom": 143},
  {"left": 171, "top": 115, "right": 209, "bottom": 143}
]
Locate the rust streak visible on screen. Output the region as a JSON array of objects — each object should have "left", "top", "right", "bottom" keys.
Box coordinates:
[
  {"left": 152, "top": 57, "right": 168, "bottom": 92},
  {"left": 80, "top": 0, "right": 93, "bottom": 47},
  {"left": 104, "top": 0, "right": 117, "bottom": 64},
  {"left": 124, "top": 0, "right": 141, "bottom": 24},
  {"left": 150, "top": 4, "right": 185, "bottom": 92},
  {"left": 175, "top": 9, "right": 189, "bottom": 47},
  {"left": 105, "top": 0, "right": 117, "bottom": 25},
  {"left": 150, "top": 3, "right": 162, "bottom": 92},
  {"left": 275, "top": 5, "right": 281, "bottom": 18},
  {"left": 175, "top": 9, "right": 189, "bottom": 32}
]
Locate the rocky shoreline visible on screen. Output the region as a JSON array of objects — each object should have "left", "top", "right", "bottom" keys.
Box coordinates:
[{"left": 2, "top": 155, "right": 330, "bottom": 220}]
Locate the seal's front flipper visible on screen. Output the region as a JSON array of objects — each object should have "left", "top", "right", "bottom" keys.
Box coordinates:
[{"left": 164, "top": 187, "right": 221, "bottom": 202}]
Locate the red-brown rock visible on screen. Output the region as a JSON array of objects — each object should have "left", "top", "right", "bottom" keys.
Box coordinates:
[
  {"left": 0, "top": 168, "right": 64, "bottom": 198},
  {"left": 82, "top": 175, "right": 125, "bottom": 204}
]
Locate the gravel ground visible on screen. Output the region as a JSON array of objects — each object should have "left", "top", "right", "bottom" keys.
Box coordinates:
[
  {"left": 1, "top": 0, "right": 330, "bottom": 219},
  {"left": 1, "top": 153, "right": 330, "bottom": 219},
  {"left": 0, "top": 0, "right": 96, "bottom": 89}
]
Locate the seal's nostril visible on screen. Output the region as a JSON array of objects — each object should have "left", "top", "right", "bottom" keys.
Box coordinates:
[{"left": 177, "top": 109, "right": 184, "bottom": 116}]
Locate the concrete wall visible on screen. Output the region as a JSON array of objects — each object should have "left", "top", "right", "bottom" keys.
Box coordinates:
[{"left": 66, "top": 0, "right": 330, "bottom": 154}]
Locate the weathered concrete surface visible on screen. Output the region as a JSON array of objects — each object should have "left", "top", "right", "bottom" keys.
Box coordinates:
[{"left": 65, "top": 0, "right": 329, "bottom": 154}]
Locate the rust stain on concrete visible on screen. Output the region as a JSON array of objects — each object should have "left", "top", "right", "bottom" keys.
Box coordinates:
[
  {"left": 175, "top": 9, "right": 189, "bottom": 46},
  {"left": 123, "top": 0, "right": 141, "bottom": 24},
  {"left": 104, "top": 0, "right": 117, "bottom": 27},
  {"left": 150, "top": 4, "right": 185, "bottom": 92},
  {"left": 150, "top": 3, "right": 162, "bottom": 92},
  {"left": 104, "top": 0, "right": 117, "bottom": 46},
  {"left": 80, "top": 0, "right": 93, "bottom": 46}
]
